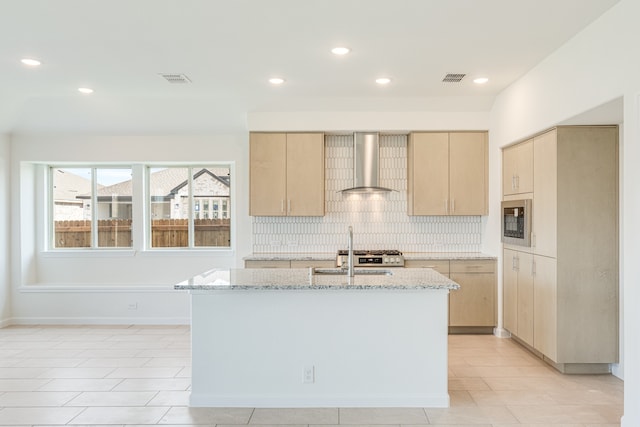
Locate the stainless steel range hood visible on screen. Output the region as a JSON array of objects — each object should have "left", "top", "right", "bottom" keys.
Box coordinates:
[{"left": 341, "top": 132, "right": 394, "bottom": 193}]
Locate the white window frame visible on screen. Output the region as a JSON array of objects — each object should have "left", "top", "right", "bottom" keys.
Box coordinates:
[
  {"left": 146, "top": 164, "right": 232, "bottom": 250},
  {"left": 47, "top": 165, "right": 134, "bottom": 250},
  {"left": 43, "top": 162, "right": 234, "bottom": 254}
]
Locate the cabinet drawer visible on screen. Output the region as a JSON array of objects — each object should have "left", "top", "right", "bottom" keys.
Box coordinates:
[
  {"left": 404, "top": 260, "right": 450, "bottom": 275},
  {"left": 244, "top": 260, "right": 291, "bottom": 268},
  {"left": 290, "top": 260, "right": 335, "bottom": 268},
  {"left": 450, "top": 260, "right": 495, "bottom": 274}
]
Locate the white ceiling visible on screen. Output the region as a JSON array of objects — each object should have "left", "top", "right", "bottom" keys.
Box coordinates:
[{"left": 0, "top": 0, "right": 620, "bottom": 134}]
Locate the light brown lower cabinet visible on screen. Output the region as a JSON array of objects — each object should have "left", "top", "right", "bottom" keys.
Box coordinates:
[
  {"left": 504, "top": 248, "right": 615, "bottom": 373},
  {"left": 405, "top": 259, "right": 496, "bottom": 332},
  {"left": 449, "top": 260, "right": 496, "bottom": 328}
]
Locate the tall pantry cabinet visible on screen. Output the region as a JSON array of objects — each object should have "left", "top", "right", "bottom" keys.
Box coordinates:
[{"left": 502, "top": 126, "right": 618, "bottom": 374}]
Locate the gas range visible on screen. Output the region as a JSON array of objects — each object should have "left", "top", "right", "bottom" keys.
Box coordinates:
[{"left": 336, "top": 249, "right": 405, "bottom": 267}]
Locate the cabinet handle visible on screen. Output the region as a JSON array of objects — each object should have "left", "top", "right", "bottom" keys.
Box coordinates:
[
  {"left": 532, "top": 232, "right": 536, "bottom": 248},
  {"left": 444, "top": 199, "right": 448, "bottom": 214},
  {"left": 288, "top": 199, "right": 291, "bottom": 213},
  {"left": 512, "top": 255, "right": 518, "bottom": 271},
  {"left": 516, "top": 175, "right": 520, "bottom": 190},
  {"left": 532, "top": 259, "right": 536, "bottom": 276},
  {"left": 281, "top": 199, "right": 285, "bottom": 213},
  {"left": 512, "top": 175, "right": 516, "bottom": 190},
  {"left": 451, "top": 198, "right": 455, "bottom": 214}
]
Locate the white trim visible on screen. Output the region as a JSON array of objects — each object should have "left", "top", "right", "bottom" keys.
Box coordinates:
[
  {"left": 136, "top": 248, "right": 235, "bottom": 257},
  {"left": 0, "top": 318, "right": 12, "bottom": 329},
  {"left": 40, "top": 249, "right": 136, "bottom": 258},
  {"left": 40, "top": 248, "right": 234, "bottom": 258},
  {"left": 19, "top": 284, "right": 183, "bottom": 293},
  {"left": 8, "top": 316, "right": 190, "bottom": 325},
  {"left": 189, "top": 393, "right": 450, "bottom": 408}
]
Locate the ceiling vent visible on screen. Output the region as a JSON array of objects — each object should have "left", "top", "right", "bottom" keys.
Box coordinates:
[
  {"left": 159, "top": 73, "right": 192, "bottom": 84},
  {"left": 442, "top": 73, "right": 466, "bottom": 83}
]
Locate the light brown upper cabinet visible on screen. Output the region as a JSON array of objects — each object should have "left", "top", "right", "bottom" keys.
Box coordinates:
[
  {"left": 407, "top": 132, "right": 488, "bottom": 216},
  {"left": 250, "top": 132, "right": 325, "bottom": 216},
  {"left": 502, "top": 139, "right": 533, "bottom": 196},
  {"left": 532, "top": 129, "right": 557, "bottom": 258}
]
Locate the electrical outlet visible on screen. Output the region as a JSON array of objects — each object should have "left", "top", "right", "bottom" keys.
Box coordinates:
[
  {"left": 303, "top": 366, "right": 315, "bottom": 384},
  {"left": 127, "top": 302, "right": 138, "bottom": 310}
]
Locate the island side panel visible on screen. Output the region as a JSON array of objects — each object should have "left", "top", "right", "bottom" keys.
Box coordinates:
[{"left": 189, "top": 289, "right": 450, "bottom": 407}]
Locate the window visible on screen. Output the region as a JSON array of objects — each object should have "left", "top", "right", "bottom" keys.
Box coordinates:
[
  {"left": 148, "top": 166, "right": 231, "bottom": 248},
  {"left": 48, "top": 164, "right": 231, "bottom": 251},
  {"left": 51, "top": 167, "right": 133, "bottom": 248}
]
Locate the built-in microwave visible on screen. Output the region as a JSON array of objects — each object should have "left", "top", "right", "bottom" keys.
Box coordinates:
[{"left": 501, "top": 199, "right": 532, "bottom": 246}]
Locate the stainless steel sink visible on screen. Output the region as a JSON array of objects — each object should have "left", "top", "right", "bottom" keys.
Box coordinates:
[{"left": 311, "top": 267, "right": 393, "bottom": 276}]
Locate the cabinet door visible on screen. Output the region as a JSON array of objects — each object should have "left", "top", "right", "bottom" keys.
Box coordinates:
[
  {"left": 517, "top": 251, "right": 534, "bottom": 346},
  {"left": 503, "top": 249, "right": 519, "bottom": 334},
  {"left": 533, "top": 129, "right": 557, "bottom": 257},
  {"left": 449, "top": 272, "right": 495, "bottom": 327},
  {"left": 250, "top": 133, "right": 287, "bottom": 216},
  {"left": 533, "top": 255, "right": 557, "bottom": 361},
  {"left": 408, "top": 132, "right": 449, "bottom": 215},
  {"left": 449, "top": 132, "right": 487, "bottom": 215},
  {"left": 286, "top": 133, "right": 325, "bottom": 216},
  {"left": 503, "top": 140, "right": 533, "bottom": 195}
]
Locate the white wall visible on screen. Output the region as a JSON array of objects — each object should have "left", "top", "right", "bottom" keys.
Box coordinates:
[
  {"left": 9, "top": 133, "right": 250, "bottom": 324},
  {"left": 487, "top": 1, "right": 639, "bottom": 425},
  {"left": 0, "top": 134, "right": 10, "bottom": 326}
]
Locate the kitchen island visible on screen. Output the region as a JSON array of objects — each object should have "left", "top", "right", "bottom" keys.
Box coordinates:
[{"left": 175, "top": 267, "right": 459, "bottom": 408}]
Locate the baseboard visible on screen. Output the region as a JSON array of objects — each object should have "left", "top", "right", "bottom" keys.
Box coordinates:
[
  {"left": 510, "top": 334, "right": 613, "bottom": 374},
  {"left": 493, "top": 327, "right": 512, "bottom": 338},
  {"left": 189, "top": 393, "right": 450, "bottom": 408},
  {"left": 449, "top": 326, "right": 494, "bottom": 334},
  {"left": 0, "top": 318, "right": 12, "bottom": 329},
  {"left": 8, "top": 316, "right": 190, "bottom": 326}
]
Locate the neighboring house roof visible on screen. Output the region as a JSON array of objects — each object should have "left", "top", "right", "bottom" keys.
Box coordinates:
[
  {"left": 52, "top": 168, "right": 93, "bottom": 203},
  {"left": 167, "top": 168, "right": 231, "bottom": 198},
  {"left": 75, "top": 167, "right": 230, "bottom": 200}
]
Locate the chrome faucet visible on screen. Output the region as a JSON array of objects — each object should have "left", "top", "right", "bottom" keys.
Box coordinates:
[{"left": 347, "top": 225, "right": 354, "bottom": 277}]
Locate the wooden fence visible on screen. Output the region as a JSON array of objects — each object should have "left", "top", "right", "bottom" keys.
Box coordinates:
[{"left": 54, "top": 219, "right": 230, "bottom": 248}]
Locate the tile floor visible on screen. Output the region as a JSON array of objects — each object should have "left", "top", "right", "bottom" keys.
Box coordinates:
[{"left": 0, "top": 325, "right": 623, "bottom": 426}]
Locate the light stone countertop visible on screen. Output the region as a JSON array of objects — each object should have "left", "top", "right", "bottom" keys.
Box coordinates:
[
  {"left": 242, "top": 252, "right": 496, "bottom": 261},
  {"left": 403, "top": 252, "right": 497, "bottom": 260},
  {"left": 175, "top": 267, "right": 460, "bottom": 291}
]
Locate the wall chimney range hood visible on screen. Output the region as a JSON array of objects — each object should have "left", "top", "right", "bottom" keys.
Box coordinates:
[{"left": 341, "top": 132, "right": 394, "bottom": 193}]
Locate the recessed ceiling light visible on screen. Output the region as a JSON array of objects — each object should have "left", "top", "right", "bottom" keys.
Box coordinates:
[
  {"left": 21, "top": 58, "right": 41, "bottom": 67},
  {"left": 269, "top": 77, "right": 285, "bottom": 85},
  {"left": 331, "top": 47, "right": 350, "bottom": 55},
  {"left": 375, "top": 77, "right": 391, "bottom": 85},
  {"left": 78, "top": 87, "right": 94, "bottom": 94},
  {"left": 473, "top": 77, "right": 489, "bottom": 84}
]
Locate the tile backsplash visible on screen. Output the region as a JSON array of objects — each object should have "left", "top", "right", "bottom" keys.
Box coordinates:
[{"left": 251, "top": 134, "right": 482, "bottom": 253}]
